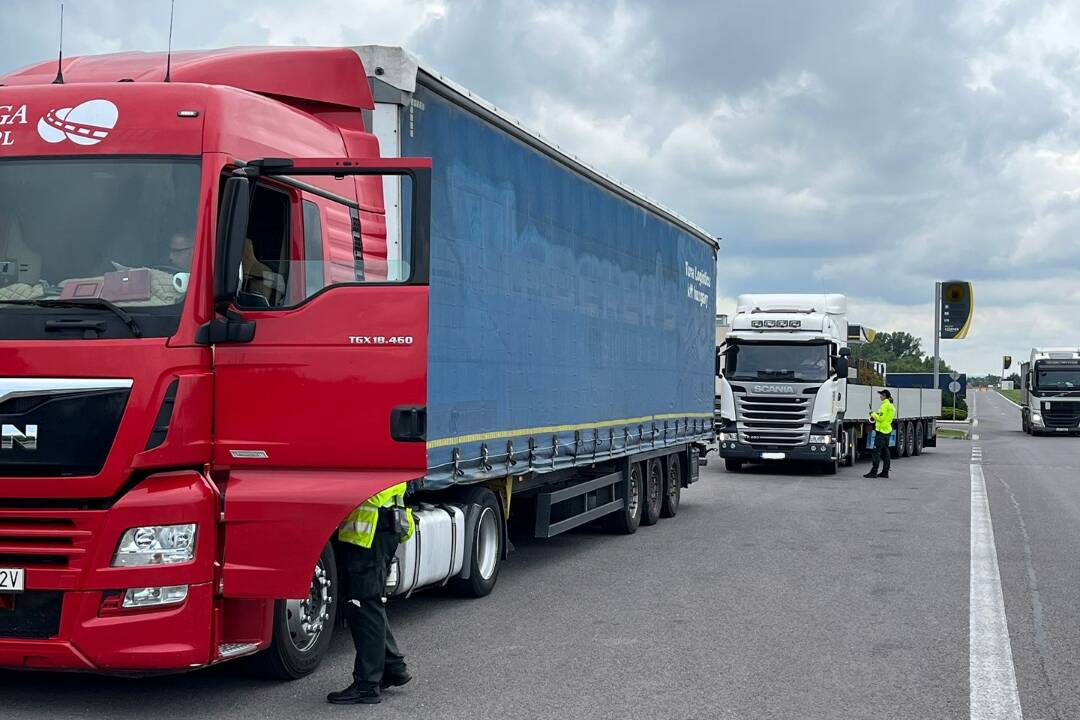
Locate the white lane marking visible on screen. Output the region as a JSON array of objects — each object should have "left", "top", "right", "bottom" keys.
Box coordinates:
[
  {"left": 970, "top": 462, "right": 1024, "bottom": 720},
  {"left": 996, "top": 392, "right": 1022, "bottom": 410}
]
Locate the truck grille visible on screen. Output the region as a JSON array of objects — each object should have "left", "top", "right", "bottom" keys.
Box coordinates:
[
  {"left": 0, "top": 511, "right": 97, "bottom": 573},
  {"left": 1043, "top": 402, "right": 1080, "bottom": 429},
  {"left": 735, "top": 394, "right": 812, "bottom": 447}
]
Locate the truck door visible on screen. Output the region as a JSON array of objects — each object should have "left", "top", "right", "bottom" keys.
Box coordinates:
[{"left": 212, "top": 158, "right": 431, "bottom": 598}]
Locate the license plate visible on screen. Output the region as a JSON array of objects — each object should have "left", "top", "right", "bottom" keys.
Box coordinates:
[
  {"left": 761, "top": 452, "right": 786, "bottom": 460},
  {"left": 0, "top": 568, "right": 25, "bottom": 593}
]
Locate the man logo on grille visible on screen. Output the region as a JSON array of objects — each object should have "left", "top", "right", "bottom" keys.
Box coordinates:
[
  {"left": 36, "top": 99, "right": 118, "bottom": 146},
  {"left": 1, "top": 424, "right": 37, "bottom": 450}
]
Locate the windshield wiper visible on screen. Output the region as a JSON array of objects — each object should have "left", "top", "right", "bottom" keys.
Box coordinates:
[{"left": 0, "top": 298, "right": 143, "bottom": 338}]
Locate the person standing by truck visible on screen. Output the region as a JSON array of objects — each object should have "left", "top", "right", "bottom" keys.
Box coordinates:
[
  {"left": 328, "top": 486, "right": 414, "bottom": 705},
  {"left": 864, "top": 389, "right": 896, "bottom": 478}
]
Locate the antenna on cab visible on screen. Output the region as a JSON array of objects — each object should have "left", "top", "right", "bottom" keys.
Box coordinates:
[
  {"left": 164, "top": 0, "right": 175, "bottom": 82},
  {"left": 52, "top": 2, "right": 65, "bottom": 84}
]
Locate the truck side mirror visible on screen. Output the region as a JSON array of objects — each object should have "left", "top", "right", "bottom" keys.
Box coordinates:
[
  {"left": 715, "top": 349, "right": 722, "bottom": 377},
  {"left": 215, "top": 174, "right": 251, "bottom": 307},
  {"left": 839, "top": 347, "right": 851, "bottom": 358},
  {"left": 836, "top": 357, "right": 849, "bottom": 379}
]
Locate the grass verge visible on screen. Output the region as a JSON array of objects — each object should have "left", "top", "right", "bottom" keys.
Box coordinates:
[
  {"left": 937, "top": 428, "right": 968, "bottom": 439},
  {"left": 997, "top": 388, "right": 1021, "bottom": 404}
]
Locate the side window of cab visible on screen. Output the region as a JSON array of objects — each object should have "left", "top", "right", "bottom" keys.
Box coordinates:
[{"left": 229, "top": 171, "right": 405, "bottom": 310}]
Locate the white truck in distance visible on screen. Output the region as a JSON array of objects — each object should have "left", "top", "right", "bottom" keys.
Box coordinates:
[
  {"left": 715, "top": 294, "right": 942, "bottom": 474},
  {"left": 1020, "top": 348, "right": 1080, "bottom": 435}
]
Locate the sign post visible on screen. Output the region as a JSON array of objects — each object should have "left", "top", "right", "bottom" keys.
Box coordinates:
[
  {"left": 949, "top": 374, "right": 961, "bottom": 419},
  {"left": 934, "top": 283, "right": 941, "bottom": 389}
]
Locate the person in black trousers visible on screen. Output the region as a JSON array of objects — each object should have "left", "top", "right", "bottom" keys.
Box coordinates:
[{"left": 864, "top": 389, "right": 895, "bottom": 478}]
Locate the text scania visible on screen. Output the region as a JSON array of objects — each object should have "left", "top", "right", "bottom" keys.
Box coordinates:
[
  {"left": 0, "top": 104, "right": 28, "bottom": 146},
  {"left": 685, "top": 262, "right": 712, "bottom": 308}
]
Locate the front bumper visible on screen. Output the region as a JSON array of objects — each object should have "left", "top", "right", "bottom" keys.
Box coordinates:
[
  {"left": 0, "top": 471, "right": 220, "bottom": 673},
  {"left": 0, "top": 583, "right": 214, "bottom": 672},
  {"left": 717, "top": 440, "right": 834, "bottom": 462}
]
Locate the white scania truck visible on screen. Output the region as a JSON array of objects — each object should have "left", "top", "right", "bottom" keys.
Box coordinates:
[
  {"left": 1020, "top": 348, "right": 1080, "bottom": 435},
  {"left": 715, "top": 294, "right": 942, "bottom": 474}
]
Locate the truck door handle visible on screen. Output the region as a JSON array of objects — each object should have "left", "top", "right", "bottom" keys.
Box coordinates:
[{"left": 390, "top": 406, "right": 426, "bottom": 442}]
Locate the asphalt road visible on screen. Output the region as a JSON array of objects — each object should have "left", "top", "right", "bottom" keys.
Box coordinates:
[
  {"left": 1, "top": 392, "right": 1075, "bottom": 719},
  {"left": 973, "top": 389, "right": 1080, "bottom": 720}
]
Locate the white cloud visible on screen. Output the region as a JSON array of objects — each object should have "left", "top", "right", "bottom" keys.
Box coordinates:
[{"left": 5, "top": 0, "right": 1080, "bottom": 374}]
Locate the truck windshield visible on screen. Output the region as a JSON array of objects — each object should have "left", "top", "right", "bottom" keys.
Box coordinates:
[
  {"left": 0, "top": 157, "right": 200, "bottom": 338},
  {"left": 726, "top": 342, "right": 830, "bottom": 383},
  {"left": 1035, "top": 367, "right": 1080, "bottom": 389}
]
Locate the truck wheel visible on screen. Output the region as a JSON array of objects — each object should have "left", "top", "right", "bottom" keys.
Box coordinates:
[
  {"left": 451, "top": 486, "right": 504, "bottom": 598},
  {"left": 904, "top": 421, "right": 915, "bottom": 457},
  {"left": 250, "top": 541, "right": 338, "bottom": 680},
  {"left": 822, "top": 454, "right": 838, "bottom": 475},
  {"left": 913, "top": 422, "right": 924, "bottom": 455},
  {"left": 890, "top": 425, "right": 902, "bottom": 459},
  {"left": 605, "top": 462, "right": 643, "bottom": 534},
  {"left": 725, "top": 458, "right": 743, "bottom": 472},
  {"left": 660, "top": 454, "right": 682, "bottom": 518},
  {"left": 641, "top": 459, "right": 663, "bottom": 526},
  {"left": 844, "top": 429, "right": 858, "bottom": 466}
]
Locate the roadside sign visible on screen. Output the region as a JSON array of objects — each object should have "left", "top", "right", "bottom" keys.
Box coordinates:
[
  {"left": 949, "top": 371, "right": 960, "bottom": 381},
  {"left": 948, "top": 380, "right": 961, "bottom": 393},
  {"left": 940, "top": 281, "right": 973, "bottom": 339}
]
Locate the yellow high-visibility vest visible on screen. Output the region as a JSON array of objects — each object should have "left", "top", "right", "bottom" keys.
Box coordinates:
[
  {"left": 338, "top": 482, "right": 414, "bottom": 548},
  {"left": 873, "top": 399, "right": 896, "bottom": 434}
]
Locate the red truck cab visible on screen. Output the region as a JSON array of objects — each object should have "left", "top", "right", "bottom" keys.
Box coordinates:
[{"left": 0, "top": 48, "right": 429, "bottom": 676}]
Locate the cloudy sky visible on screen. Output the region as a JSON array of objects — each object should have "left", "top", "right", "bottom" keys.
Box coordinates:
[{"left": 4, "top": 0, "right": 1080, "bottom": 374}]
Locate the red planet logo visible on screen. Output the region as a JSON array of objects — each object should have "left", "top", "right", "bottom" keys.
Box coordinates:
[{"left": 36, "top": 99, "right": 119, "bottom": 146}]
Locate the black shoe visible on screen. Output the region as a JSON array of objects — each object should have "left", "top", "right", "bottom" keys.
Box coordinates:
[
  {"left": 327, "top": 683, "right": 381, "bottom": 705},
  {"left": 863, "top": 471, "right": 878, "bottom": 478},
  {"left": 381, "top": 670, "right": 412, "bottom": 690},
  {"left": 879, "top": 473, "right": 889, "bottom": 478}
]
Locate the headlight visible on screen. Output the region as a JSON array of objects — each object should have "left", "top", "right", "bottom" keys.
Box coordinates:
[
  {"left": 719, "top": 432, "right": 737, "bottom": 442},
  {"left": 809, "top": 434, "right": 833, "bottom": 444},
  {"left": 112, "top": 524, "right": 197, "bottom": 567},
  {"left": 1031, "top": 413, "right": 1043, "bottom": 425}
]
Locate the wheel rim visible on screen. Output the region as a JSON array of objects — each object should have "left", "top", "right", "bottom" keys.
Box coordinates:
[
  {"left": 285, "top": 558, "right": 331, "bottom": 653},
  {"left": 476, "top": 506, "right": 500, "bottom": 581},
  {"left": 627, "top": 467, "right": 641, "bottom": 517},
  {"left": 648, "top": 464, "right": 661, "bottom": 509},
  {"left": 667, "top": 459, "right": 681, "bottom": 507}
]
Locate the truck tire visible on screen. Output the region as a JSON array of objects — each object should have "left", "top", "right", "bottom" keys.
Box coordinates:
[
  {"left": 890, "top": 425, "right": 902, "bottom": 459},
  {"left": 845, "top": 428, "right": 858, "bottom": 466},
  {"left": 725, "top": 458, "right": 743, "bottom": 472},
  {"left": 605, "top": 462, "right": 643, "bottom": 534},
  {"left": 822, "top": 454, "right": 838, "bottom": 475},
  {"left": 913, "top": 421, "right": 924, "bottom": 455},
  {"left": 641, "top": 459, "right": 663, "bottom": 526},
  {"left": 903, "top": 421, "right": 915, "bottom": 457},
  {"left": 451, "top": 486, "right": 504, "bottom": 598},
  {"left": 249, "top": 541, "right": 338, "bottom": 680},
  {"left": 660, "top": 453, "right": 682, "bottom": 518}
]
